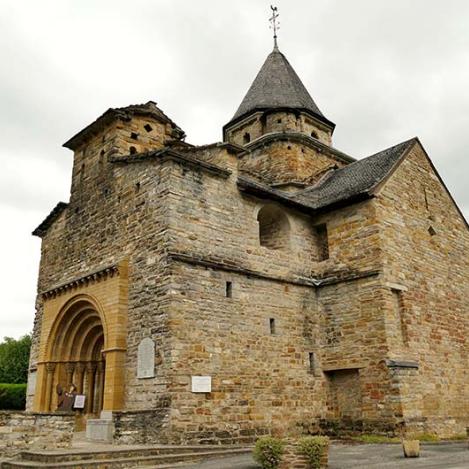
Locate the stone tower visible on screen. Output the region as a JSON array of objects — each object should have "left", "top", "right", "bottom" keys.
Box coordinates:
[{"left": 224, "top": 47, "right": 334, "bottom": 146}]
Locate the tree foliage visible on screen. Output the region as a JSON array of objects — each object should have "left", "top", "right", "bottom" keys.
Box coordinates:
[{"left": 0, "top": 335, "right": 32, "bottom": 383}]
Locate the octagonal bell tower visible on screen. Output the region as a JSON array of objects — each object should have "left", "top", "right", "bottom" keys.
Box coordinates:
[{"left": 223, "top": 46, "right": 335, "bottom": 147}]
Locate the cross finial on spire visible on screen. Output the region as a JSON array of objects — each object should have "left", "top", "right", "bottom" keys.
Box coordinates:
[{"left": 269, "top": 5, "right": 280, "bottom": 50}]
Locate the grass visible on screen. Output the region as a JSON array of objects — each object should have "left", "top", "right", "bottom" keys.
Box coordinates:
[
  {"left": 444, "top": 434, "right": 467, "bottom": 441},
  {"left": 349, "top": 432, "right": 468, "bottom": 445},
  {"left": 350, "top": 434, "right": 400, "bottom": 444},
  {"left": 412, "top": 433, "right": 439, "bottom": 442}
]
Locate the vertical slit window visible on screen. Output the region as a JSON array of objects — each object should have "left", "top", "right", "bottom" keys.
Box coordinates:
[
  {"left": 309, "top": 352, "right": 316, "bottom": 374},
  {"left": 225, "top": 281, "right": 232, "bottom": 298},
  {"left": 269, "top": 318, "right": 276, "bottom": 335}
]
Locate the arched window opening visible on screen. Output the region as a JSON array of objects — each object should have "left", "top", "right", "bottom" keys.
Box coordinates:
[
  {"left": 257, "top": 205, "right": 290, "bottom": 250},
  {"left": 129, "top": 146, "right": 137, "bottom": 155},
  {"left": 311, "top": 130, "right": 319, "bottom": 139},
  {"left": 243, "top": 132, "right": 251, "bottom": 144}
]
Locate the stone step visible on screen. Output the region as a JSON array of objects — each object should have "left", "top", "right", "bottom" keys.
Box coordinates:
[
  {"left": 1, "top": 448, "right": 252, "bottom": 469},
  {"left": 19, "top": 446, "right": 243, "bottom": 463}
]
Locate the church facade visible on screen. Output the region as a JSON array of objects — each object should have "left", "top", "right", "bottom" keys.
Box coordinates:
[{"left": 28, "top": 46, "right": 469, "bottom": 444}]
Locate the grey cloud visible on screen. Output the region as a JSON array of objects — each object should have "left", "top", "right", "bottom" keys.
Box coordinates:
[{"left": 1, "top": 0, "right": 468, "bottom": 338}]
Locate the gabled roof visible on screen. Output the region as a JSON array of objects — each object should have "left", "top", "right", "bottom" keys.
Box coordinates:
[
  {"left": 293, "top": 138, "right": 417, "bottom": 209},
  {"left": 226, "top": 48, "right": 334, "bottom": 129},
  {"left": 63, "top": 101, "right": 185, "bottom": 150}
]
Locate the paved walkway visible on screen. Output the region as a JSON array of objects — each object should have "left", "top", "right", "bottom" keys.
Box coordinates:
[
  {"left": 182, "top": 442, "right": 469, "bottom": 469},
  {"left": 328, "top": 442, "right": 469, "bottom": 468}
]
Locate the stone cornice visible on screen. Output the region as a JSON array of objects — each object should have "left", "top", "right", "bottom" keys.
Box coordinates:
[
  {"left": 223, "top": 107, "right": 336, "bottom": 136},
  {"left": 183, "top": 141, "right": 245, "bottom": 155},
  {"left": 240, "top": 131, "right": 356, "bottom": 164},
  {"left": 41, "top": 263, "right": 120, "bottom": 299},
  {"left": 237, "top": 175, "right": 373, "bottom": 215},
  {"left": 110, "top": 148, "right": 232, "bottom": 179},
  {"left": 168, "top": 251, "right": 380, "bottom": 288}
]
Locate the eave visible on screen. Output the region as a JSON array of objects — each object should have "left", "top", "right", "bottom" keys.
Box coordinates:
[{"left": 32, "top": 202, "right": 68, "bottom": 238}]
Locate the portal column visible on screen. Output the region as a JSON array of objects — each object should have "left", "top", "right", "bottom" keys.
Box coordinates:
[
  {"left": 44, "top": 362, "right": 56, "bottom": 412},
  {"left": 65, "top": 362, "right": 75, "bottom": 387},
  {"left": 94, "top": 361, "right": 105, "bottom": 414},
  {"left": 85, "top": 362, "right": 97, "bottom": 414},
  {"left": 75, "top": 362, "right": 85, "bottom": 394}
]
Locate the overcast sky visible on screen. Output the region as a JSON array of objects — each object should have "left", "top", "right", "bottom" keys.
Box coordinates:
[{"left": 1, "top": 0, "right": 468, "bottom": 339}]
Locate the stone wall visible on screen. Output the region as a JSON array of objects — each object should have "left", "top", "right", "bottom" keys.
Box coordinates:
[
  {"left": 375, "top": 142, "right": 469, "bottom": 437},
  {"left": 0, "top": 411, "right": 74, "bottom": 458},
  {"left": 166, "top": 262, "right": 320, "bottom": 443},
  {"left": 239, "top": 137, "right": 348, "bottom": 186},
  {"left": 113, "top": 405, "right": 170, "bottom": 445}
]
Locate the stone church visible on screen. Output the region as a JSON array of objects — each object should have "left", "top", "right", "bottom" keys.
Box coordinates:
[{"left": 28, "top": 44, "right": 469, "bottom": 444}]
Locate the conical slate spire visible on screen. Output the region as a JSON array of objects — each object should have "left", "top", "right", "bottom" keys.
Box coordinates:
[{"left": 229, "top": 48, "right": 332, "bottom": 126}]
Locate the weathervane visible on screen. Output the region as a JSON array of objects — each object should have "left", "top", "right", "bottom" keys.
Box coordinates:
[{"left": 269, "top": 5, "right": 280, "bottom": 49}]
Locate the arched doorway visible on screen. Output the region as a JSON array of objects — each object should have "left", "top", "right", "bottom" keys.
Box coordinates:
[{"left": 42, "top": 297, "right": 107, "bottom": 416}]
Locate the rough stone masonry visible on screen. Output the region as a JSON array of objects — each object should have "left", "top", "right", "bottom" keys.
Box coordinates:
[{"left": 26, "top": 45, "right": 469, "bottom": 445}]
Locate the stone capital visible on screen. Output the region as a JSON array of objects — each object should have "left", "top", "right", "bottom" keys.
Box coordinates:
[
  {"left": 65, "top": 362, "right": 76, "bottom": 373},
  {"left": 75, "top": 362, "right": 86, "bottom": 373},
  {"left": 86, "top": 362, "right": 97, "bottom": 373},
  {"left": 45, "top": 362, "right": 56, "bottom": 373}
]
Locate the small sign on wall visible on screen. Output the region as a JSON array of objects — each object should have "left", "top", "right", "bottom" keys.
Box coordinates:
[
  {"left": 74, "top": 394, "right": 86, "bottom": 409},
  {"left": 191, "top": 376, "right": 212, "bottom": 393},
  {"left": 137, "top": 337, "right": 155, "bottom": 379}
]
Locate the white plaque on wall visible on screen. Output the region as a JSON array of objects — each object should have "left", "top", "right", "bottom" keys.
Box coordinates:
[
  {"left": 137, "top": 337, "right": 155, "bottom": 379},
  {"left": 74, "top": 394, "right": 86, "bottom": 409},
  {"left": 27, "top": 371, "right": 37, "bottom": 396},
  {"left": 191, "top": 376, "right": 212, "bottom": 393}
]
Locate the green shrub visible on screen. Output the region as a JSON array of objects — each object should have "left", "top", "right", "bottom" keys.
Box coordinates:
[
  {"left": 253, "top": 436, "right": 285, "bottom": 469},
  {"left": 0, "top": 383, "right": 27, "bottom": 410},
  {"left": 298, "top": 436, "right": 329, "bottom": 469}
]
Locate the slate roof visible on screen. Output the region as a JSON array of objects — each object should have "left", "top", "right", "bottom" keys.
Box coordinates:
[
  {"left": 32, "top": 202, "right": 68, "bottom": 237},
  {"left": 227, "top": 48, "right": 334, "bottom": 129},
  {"left": 238, "top": 138, "right": 417, "bottom": 213},
  {"left": 292, "top": 138, "right": 417, "bottom": 209}
]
